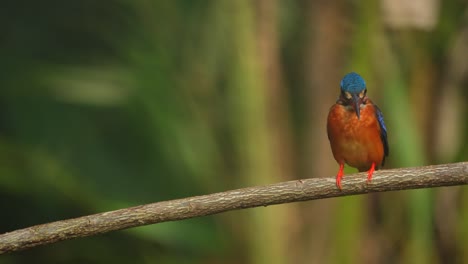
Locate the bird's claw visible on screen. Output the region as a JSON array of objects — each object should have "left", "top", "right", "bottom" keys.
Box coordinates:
[
  {"left": 336, "top": 164, "right": 344, "bottom": 190},
  {"left": 366, "top": 162, "right": 376, "bottom": 184}
]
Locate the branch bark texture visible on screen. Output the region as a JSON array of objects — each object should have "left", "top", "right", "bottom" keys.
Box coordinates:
[{"left": 1, "top": 162, "right": 467, "bottom": 254}]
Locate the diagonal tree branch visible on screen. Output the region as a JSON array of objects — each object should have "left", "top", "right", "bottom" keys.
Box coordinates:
[{"left": 1, "top": 162, "right": 467, "bottom": 254}]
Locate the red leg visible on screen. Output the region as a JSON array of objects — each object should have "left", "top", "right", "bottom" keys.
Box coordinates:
[
  {"left": 367, "top": 162, "right": 376, "bottom": 183},
  {"left": 336, "top": 163, "right": 344, "bottom": 190}
]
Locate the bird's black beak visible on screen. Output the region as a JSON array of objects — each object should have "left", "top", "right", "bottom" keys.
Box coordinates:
[{"left": 352, "top": 93, "right": 361, "bottom": 119}]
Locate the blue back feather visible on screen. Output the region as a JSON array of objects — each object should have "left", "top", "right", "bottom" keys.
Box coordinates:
[{"left": 374, "top": 105, "right": 389, "bottom": 165}]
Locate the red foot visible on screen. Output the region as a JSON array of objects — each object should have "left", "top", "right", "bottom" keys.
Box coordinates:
[
  {"left": 367, "top": 162, "right": 376, "bottom": 183},
  {"left": 336, "top": 164, "right": 344, "bottom": 190}
]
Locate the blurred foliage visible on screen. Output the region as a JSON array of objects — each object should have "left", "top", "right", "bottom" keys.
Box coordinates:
[{"left": 0, "top": 0, "right": 467, "bottom": 263}]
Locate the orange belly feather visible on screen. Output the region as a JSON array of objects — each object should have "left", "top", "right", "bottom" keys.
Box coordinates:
[{"left": 327, "top": 103, "right": 384, "bottom": 171}]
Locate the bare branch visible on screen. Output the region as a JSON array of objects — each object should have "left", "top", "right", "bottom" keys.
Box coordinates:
[{"left": 1, "top": 162, "right": 467, "bottom": 254}]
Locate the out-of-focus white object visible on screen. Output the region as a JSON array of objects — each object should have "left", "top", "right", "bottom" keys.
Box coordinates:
[{"left": 381, "top": 0, "right": 440, "bottom": 30}]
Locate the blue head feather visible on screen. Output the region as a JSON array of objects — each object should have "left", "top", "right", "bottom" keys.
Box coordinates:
[{"left": 340, "top": 72, "right": 366, "bottom": 93}]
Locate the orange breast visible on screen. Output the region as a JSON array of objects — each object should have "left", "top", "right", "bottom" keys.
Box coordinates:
[{"left": 327, "top": 103, "right": 384, "bottom": 171}]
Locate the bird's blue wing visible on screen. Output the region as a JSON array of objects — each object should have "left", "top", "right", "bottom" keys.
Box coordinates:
[{"left": 375, "top": 105, "right": 389, "bottom": 165}]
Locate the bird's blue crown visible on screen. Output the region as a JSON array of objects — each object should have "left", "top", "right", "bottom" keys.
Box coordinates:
[{"left": 340, "top": 72, "right": 366, "bottom": 93}]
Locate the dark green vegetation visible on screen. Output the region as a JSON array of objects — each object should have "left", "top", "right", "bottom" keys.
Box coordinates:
[{"left": 0, "top": 1, "right": 467, "bottom": 263}]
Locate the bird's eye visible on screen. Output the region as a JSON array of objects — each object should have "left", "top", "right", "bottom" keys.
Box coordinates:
[
  {"left": 344, "top": 92, "right": 352, "bottom": 99},
  {"left": 358, "top": 90, "right": 366, "bottom": 98}
]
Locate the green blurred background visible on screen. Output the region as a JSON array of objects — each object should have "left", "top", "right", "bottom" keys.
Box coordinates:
[{"left": 1, "top": 0, "right": 467, "bottom": 263}]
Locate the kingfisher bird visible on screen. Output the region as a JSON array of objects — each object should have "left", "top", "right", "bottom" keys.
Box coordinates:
[{"left": 327, "top": 72, "right": 389, "bottom": 189}]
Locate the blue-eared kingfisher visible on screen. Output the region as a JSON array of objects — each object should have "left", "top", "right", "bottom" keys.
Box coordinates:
[{"left": 327, "top": 72, "right": 389, "bottom": 189}]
